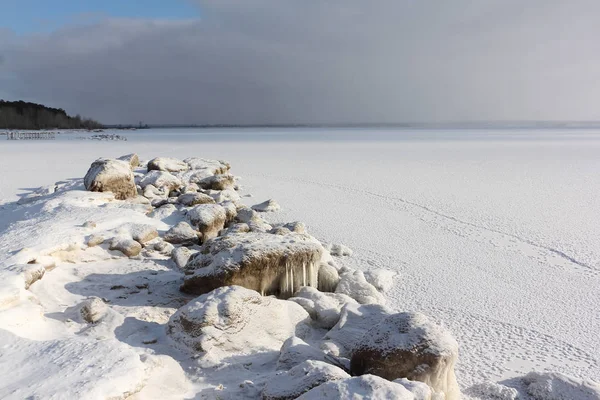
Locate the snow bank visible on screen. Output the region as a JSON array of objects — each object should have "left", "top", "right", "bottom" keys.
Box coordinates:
[{"left": 523, "top": 372, "right": 600, "bottom": 400}]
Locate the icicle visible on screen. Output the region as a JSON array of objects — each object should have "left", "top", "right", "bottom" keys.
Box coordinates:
[{"left": 302, "top": 262, "right": 306, "bottom": 287}]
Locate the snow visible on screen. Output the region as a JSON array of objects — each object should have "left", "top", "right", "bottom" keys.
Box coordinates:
[
  {"left": 296, "top": 374, "right": 419, "bottom": 400},
  {"left": 276, "top": 336, "right": 328, "bottom": 370},
  {"left": 335, "top": 269, "right": 386, "bottom": 305},
  {"left": 1, "top": 127, "right": 600, "bottom": 399},
  {"left": 523, "top": 372, "right": 600, "bottom": 400}
]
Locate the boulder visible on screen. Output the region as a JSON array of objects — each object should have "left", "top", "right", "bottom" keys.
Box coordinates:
[
  {"left": 127, "top": 223, "right": 158, "bottom": 244},
  {"left": 262, "top": 360, "right": 350, "bottom": 400},
  {"left": 186, "top": 204, "right": 226, "bottom": 241},
  {"left": 83, "top": 158, "right": 137, "bottom": 200},
  {"left": 296, "top": 375, "right": 419, "bottom": 400},
  {"left": 324, "top": 303, "right": 392, "bottom": 357},
  {"left": 196, "top": 174, "right": 235, "bottom": 190},
  {"left": 220, "top": 200, "right": 238, "bottom": 223},
  {"left": 163, "top": 221, "right": 200, "bottom": 245},
  {"left": 177, "top": 192, "right": 215, "bottom": 206},
  {"left": 149, "top": 204, "right": 179, "bottom": 221},
  {"left": 523, "top": 372, "right": 600, "bottom": 400},
  {"left": 139, "top": 170, "right": 182, "bottom": 191},
  {"left": 117, "top": 153, "right": 140, "bottom": 170},
  {"left": 153, "top": 240, "right": 174, "bottom": 256},
  {"left": 276, "top": 336, "right": 328, "bottom": 371},
  {"left": 325, "top": 243, "right": 353, "bottom": 257},
  {"left": 142, "top": 184, "right": 167, "bottom": 200},
  {"left": 235, "top": 206, "right": 260, "bottom": 223},
  {"left": 109, "top": 237, "right": 142, "bottom": 257},
  {"left": 167, "top": 286, "right": 311, "bottom": 359},
  {"left": 335, "top": 269, "right": 385, "bottom": 305},
  {"left": 87, "top": 235, "right": 105, "bottom": 247},
  {"left": 252, "top": 199, "right": 281, "bottom": 212},
  {"left": 147, "top": 157, "right": 189, "bottom": 172},
  {"left": 181, "top": 232, "right": 323, "bottom": 298},
  {"left": 317, "top": 263, "right": 340, "bottom": 292},
  {"left": 172, "top": 246, "right": 196, "bottom": 269},
  {"left": 289, "top": 287, "right": 356, "bottom": 329},
  {"left": 220, "top": 223, "right": 250, "bottom": 236},
  {"left": 210, "top": 188, "right": 241, "bottom": 204},
  {"left": 350, "top": 312, "right": 460, "bottom": 400},
  {"left": 183, "top": 157, "right": 230, "bottom": 174}
]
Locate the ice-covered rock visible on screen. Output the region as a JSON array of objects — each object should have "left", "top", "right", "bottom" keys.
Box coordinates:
[
  {"left": 186, "top": 204, "right": 226, "bottom": 241},
  {"left": 523, "top": 371, "right": 600, "bottom": 400},
  {"left": 335, "top": 269, "right": 385, "bottom": 305},
  {"left": 350, "top": 312, "right": 460, "bottom": 400},
  {"left": 109, "top": 236, "right": 142, "bottom": 257},
  {"left": 317, "top": 262, "right": 340, "bottom": 292},
  {"left": 147, "top": 157, "right": 189, "bottom": 172},
  {"left": 325, "top": 243, "right": 353, "bottom": 257},
  {"left": 364, "top": 269, "right": 396, "bottom": 293},
  {"left": 296, "top": 374, "right": 419, "bottom": 400},
  {"left": 248, "top": 219, "right": 274, "bottom": 233},
  {"left": 167, "top": 286, "right": 311, "bottom": 358},
  {"left": 153, "top": 240, "right": 174, "bottom": 256},
  {"left": 127, "top": 223, "right": 159, "bottom": 244},
  {"left": 177, "top": 192, "right": 215, "bottom": 206},
  {"left": 79, "top": 297, "right": 108, "bottom": 323},
  {"left": 196, "top": 174, "right": 235, "bottom": 190},
  {"left": 181, "top": 232, "right": 323, "bottom": 298},
  {"left": 252, "top": 199, "right": 281, "bottom": 212},
  {"left": 262, "top": 360, "right": 350, "bottom": 400},
  {"left": 393, "top": 378, "right": 438, "bottom": 400},
  {"left": 117, "top": 153, "right": 140, "bottom": 169},
  {"left": 235, "top": 206, "right": 261, "bottom": 223},
  {"left": 149, "top": 203, "right": 179, "bottom": 221},
  {"left": 87, "top": 235, "right": 105, "bottom": 247},
  {"left": 276, "top": 336, "right": 328, "bottom": 371},
  {"left": 184, "top": 157, "right": 230, "bottom": 174},
  {"left": 220, "top": 223, "right": 250, "bottom": 236},
  {"left": 83, "top": 158, "right": 137, "bottom": 200},
  {"left": 210, "top": 188, "right": 241, "bottom": 204},
  {"left": 139, "top": 170, "right": 182, "bottom": 191},
  {"left": 142, "top": 183, "right": 167, "bottom": 200},
  {"left": 221, "top": 200, "right": 238, "bottom": 224},
  {"left": 324, "top": 303, "right": 392, "bottom": 357},
  {"left": 172, "top": 246, "right": 196, "bottom": 269},
  {"left": 289, "top": 287, "right": 357, "bottom": 329},
  {"left": 164, "top": 221, "right": 200, "bottom": 245}
]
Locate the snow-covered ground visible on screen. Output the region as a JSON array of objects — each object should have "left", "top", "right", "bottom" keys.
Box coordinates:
[{"left": 1, "top": 128, "right": 599, "bottom": 399}]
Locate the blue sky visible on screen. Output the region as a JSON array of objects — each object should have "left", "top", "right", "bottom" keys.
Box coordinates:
[{"left": 1, "top": 0, "right": 200, "bottom": 34}]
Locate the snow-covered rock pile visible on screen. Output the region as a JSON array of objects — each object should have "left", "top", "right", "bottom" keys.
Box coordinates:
[{"left": 3, "top": 153, "right": 596, "bottom": 399}]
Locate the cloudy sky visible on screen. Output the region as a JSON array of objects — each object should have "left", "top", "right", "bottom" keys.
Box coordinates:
[{"left": 1, "top": 0, "right": 599, "bottom": 124}]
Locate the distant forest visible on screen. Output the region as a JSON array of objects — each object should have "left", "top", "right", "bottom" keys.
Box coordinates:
[{"left": 0, "top": 100, "right": 103, "bottom": 130}]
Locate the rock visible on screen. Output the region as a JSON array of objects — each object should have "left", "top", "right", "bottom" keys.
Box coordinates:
[
  {"left": 271, "top": 222, "right": 307, "bottom": 235},
  {"left": 153, "top": 240, "right": 175, "bottom": 256},
  {"left": 147, "top": 157, "right": 189, "bottom": 172},
  {"left": 324, "top": 303, "right": 392, "bottom": 358},
  {"left": 83, "top": 221, "right": 96, "bottom": 229},
  {"left": 325, "top": 243, "right": 353, "bottom": 257},
  {"left": 109, "top": 237, "right": 142, "bottom": 257},
  {"left": 183, "top": 157, "right": 230, "bottom": 174},
  {"left": 289, "top": 287, "right": 356, "bottom": 329},
  {"left": 172, "top": 246, "right": 196, "bottom": 269},
  {"left": 235, "top": 206, "right": 260, "bottom": 223},
  {"left": 252, "top": 199, "right": 281, "bottom": 212},
  {"left": 127, "top": 223, "right": 158, "bottom": 244},
  {"left": 23, "top": 264, "right": 46, "bottom": 289},
  {"left": 142, "top": 184, "right": 167, "bottom": 200},
  {"left": 276, "top": 336, "right": 328, "bottom": 371},
  {"left": 335, "top": 269, "right": 385, "bottom": 305},
  {"left": 467, "top": 381, "right": 518, "bottom": 400},
  {"left": 177, "top": 192, "right": 215, "bottom": 206},
  {"left": 220, "top": 200, "right": 238, "bottom": 223},
  {"left": 163, "top": 221, "right": 200, "bottom": 245},
  {"left": 364, "top": 269, "right": 395, "bottom": 293},
  {"left": 83, "top": 158, "right": 137, "bottom": 200},
  {"left": 317, "top": 263, "right": 340, "bottom": 292},
  {"left": 139, "top": 170, "right": 182, "bottom": 191},
  {"left": 181, "top": 183, "right": 200, "bottom": 193},
  {"left": 270, "top": 227, "right": 292, "bottom": 235},
  {"left": 87, "top": 235, "right": 105, "bottom": 247},
  {"left": 262, "top": 360, "right": 350, "bottom": 400},
  {"left": 149, "top": 204, "right": 178, "bottom": 221},
  {"left": 393, "top": 378, "right": 437, "bottom": 400},
  {"left": 187, "top": 204, "right": 226, "bottom": 241},
  {"left": 296, "top": 374, "right": 419, "bottom": 400},
  {"left": 79, "top": 297, "right": 108, "bottom": 323},
  {"left": 210, "top": 188, "right": 241, "bottom": 204},
  {"left": 167, "top": 286, "right": 311, "bottom": 359},
  {"left": 248, "top": 219, "right": 273, "bottom": 233},
  {"left": 195, "top": 173, "right": 235, "bottom": 190},
  {"left": 220, "top": 223, "right": 250, "bottom": 236},
  {"left": 117, "top": 153, "right": 140, "bottom": 169},
  {"left": 181, "top": 232, "right": 323, "bottom": 298},
  {"left": 350, "top": 312, "right": 460, "bottom": 400}
]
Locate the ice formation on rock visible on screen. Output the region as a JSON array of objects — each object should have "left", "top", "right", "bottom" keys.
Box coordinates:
[
  {"left": 181, "top": 232, "right": 323, "bottom": 298},
  {"left": 523, "top": 372, "right": 600, "bottom": 400},
  {"left": 296, "top": 374, "right": 420, "bottom": 400},
  {"left": 276, "top": 336, "right": 328, "bottom": 371},
  {"left": 186, "top": 203, "right": 226, "bottom": 241},
  {"left": 335, "top": 269, "right": 385, "bottom": 305},
  {"left": 117, "top": 153, "right": 140, "bottom": 170},
  {"left": 289, "top": 286, "right": 357, "bottom": 328},
  {"left": 252, "top": 199, "right": 281, "bottom": 212},
  {"left": 147, "top": 157, "right": 189, "bottom": 172},
  {"left": 163, "top": 221, "right": 200, "bottom": 245},
  {"left": 177, "top": 192, "right": 215, "bottom": 206}
]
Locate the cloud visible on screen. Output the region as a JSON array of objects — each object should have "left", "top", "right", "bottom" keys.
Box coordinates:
[{"left": 1, "top": 0, "right": 600, "bottom": 124}]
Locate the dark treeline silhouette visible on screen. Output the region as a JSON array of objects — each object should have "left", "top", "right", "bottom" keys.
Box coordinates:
[{"left": 0, "top": 100, "right": 103, "bottom": 130}]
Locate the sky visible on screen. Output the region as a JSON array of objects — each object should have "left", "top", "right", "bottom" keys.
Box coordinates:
[{"left": 1, "top": 0, "right": 600, "bottom": 125}]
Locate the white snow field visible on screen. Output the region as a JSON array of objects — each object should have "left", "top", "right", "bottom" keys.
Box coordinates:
[{"left": 0, "top": 128, "right": 599, "bottom": 399}]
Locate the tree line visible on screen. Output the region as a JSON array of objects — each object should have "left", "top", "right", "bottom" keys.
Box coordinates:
[{"left": 0, "top": 100, "right": 103, "bottom": 130}]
